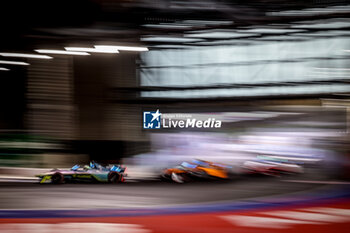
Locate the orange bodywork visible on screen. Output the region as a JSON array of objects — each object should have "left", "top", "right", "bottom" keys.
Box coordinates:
[
  {"left": 198, "top": 167, "right": 228, "bottom": 178},
  {"left": 165, "top": 165, "right": 228, "bottom": 179},
  {"left": 164, "top": 168, "right": 187, "bottom": 174}
]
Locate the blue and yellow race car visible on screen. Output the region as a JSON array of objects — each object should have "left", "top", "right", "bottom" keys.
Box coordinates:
[{"left": 36, "top": 161, "right": 126, "bottom": 184}]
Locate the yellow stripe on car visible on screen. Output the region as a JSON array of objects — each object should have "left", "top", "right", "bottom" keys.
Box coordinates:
[{"left": 39, "top": 175, "right": 52, "bottom": 183}]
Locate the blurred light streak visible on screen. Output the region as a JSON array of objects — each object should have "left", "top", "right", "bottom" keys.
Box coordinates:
[
  {"left": 0, "top": 60, "right": 29, "bottom": 65},
  {"left": 35, "top": 50, "right": 90, "bottom": 55},
  {"left": 0, "top": 67, "right": 9, "bottom": 71},
  {"left": 94, "top": 45, "right": 148, "bottom": 52},
  {"left": 65, "top": 47, "right": 119, "bottom": 53},
  {"left": 0, "top": 53, "right": 53, "bottom": 59}
]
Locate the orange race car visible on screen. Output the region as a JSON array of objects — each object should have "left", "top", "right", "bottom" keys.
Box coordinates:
[{"left": 161, "top": 159, "right": 231, "bottom": 183}]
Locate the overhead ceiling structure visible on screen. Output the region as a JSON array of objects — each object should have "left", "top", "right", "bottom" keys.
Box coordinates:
[
  {"left": 0, "top": 0, "right": 350, "bottom": 100},
  {"left": 0, "top": 0, "right": 349, "bottom": 48}
]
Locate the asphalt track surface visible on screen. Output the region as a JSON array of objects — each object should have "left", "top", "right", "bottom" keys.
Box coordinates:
[{"left": 0, "top": 177, "right": 332, "bottom": 210}]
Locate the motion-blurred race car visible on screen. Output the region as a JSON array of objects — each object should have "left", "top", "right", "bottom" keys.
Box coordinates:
[
  {"left": 242, "top": 159, "right": 303, "bottom": 176},
  {"left": 161, "top": 159, "right": 231, "bottom": 183},
  {"left": 36, "top": 161, "right": 126, "bottom": 184}
]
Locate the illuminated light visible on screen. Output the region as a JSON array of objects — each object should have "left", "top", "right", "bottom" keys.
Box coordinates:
[
  {"left": 35, "top": 50, "right": 90, "bottom": 55},
  {"left": 314, "top": 67, "right": 350, "bottom": 71},
  {"left": 0, "top": 67, "right": 9, "bottom": 71},
  {"left": 0, "top": 60, "right": 29, "bottom": 65},
  {"left": 0, "top": 53, "right": 52, "bottom": 59},
  {"left": 94, "top": 45, "right": 148, "bottom": 52},
  {"left": 65, "top": 47, "right": 119, "bottom": 53}
]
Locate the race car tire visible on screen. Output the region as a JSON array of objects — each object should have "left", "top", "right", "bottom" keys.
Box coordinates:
[
  {"left": 171, "top": 172, "right": 188, "bottom": 183},
  {"left": 108, "top": 172, "right": 121, "bottom": 183},
  {"left": 51, "top": 172, "right": 64, "bottom": 184},
  {"left": 160, "top": 173, "right": 172, "bottom": 182}
]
